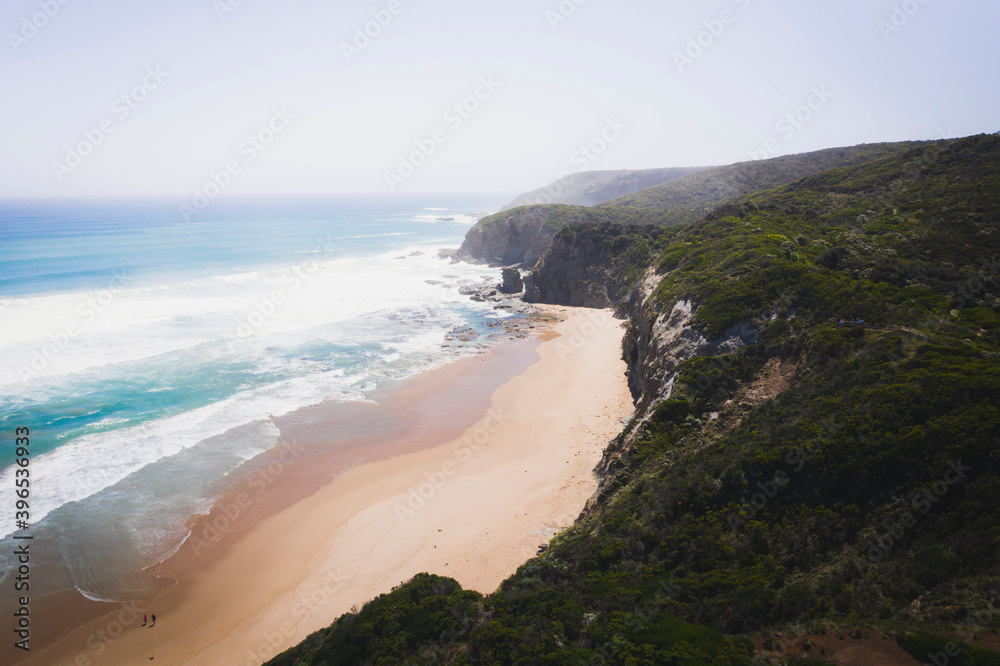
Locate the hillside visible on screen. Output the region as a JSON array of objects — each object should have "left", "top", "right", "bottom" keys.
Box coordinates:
[
  {"left": 459, "top": 141, "right": 929, "bottom": 267},
  {"left": 269, "top": 134, "right": 1000, "bottom": 665},
  {"left": 457, "top": 204, "right": 684, "bottom": 267},
  {"left": 501, "top": 167, "right": 712, "bottom": 210},
  {"left": 601, "top": 141, "right": 929, "bottom": 222}
]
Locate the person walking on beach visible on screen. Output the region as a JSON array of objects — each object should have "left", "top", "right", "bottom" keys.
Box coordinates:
[
  {"left": 142, "top": 614, "right": 148, "bottom": 627},
  {"left": 150, "top": 614, "right": 156, "bottom": 627}
]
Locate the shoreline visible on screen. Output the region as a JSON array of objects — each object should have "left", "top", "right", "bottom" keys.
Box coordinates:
[
  {"left": 18, "top": 305, "right": 631, "bottom": 666},
  {"left": 11, "top": 331, "right": 542, "bottom": 664}
]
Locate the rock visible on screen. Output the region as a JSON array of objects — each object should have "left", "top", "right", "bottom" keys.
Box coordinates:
[
  {"left": 496, "top": 300, "right": 535, "bottom": 315},
  {"left": 445, "top": 326, "right": 479, "bottom": 342},
  {"left": 456, "top": 206, "right": 565, "bottom": 267},
  {"left": 500, "top": 266, "right": 524, "bottom": 294},
  {"left": 521, "top": 222, "right": 670, "bottom": 310},
  {"left": 454, "top": 275, "right": 537, "bottom": 316},
  {"left": 437, "top": 249, "right": 461, "bottom": 263},
  {"left": 522, "top": 273, "right": 540, "bottom": 303}
]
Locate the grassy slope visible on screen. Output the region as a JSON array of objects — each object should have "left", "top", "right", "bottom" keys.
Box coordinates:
[
  {"left": 269, "top": 135, "right": 1000, "bottom": 665},
  {"left": 462, "top": 141, "right": 929, "bottom": 266},
  {"left": 601, "top": 142, "right": 928, "bottom": 223}
]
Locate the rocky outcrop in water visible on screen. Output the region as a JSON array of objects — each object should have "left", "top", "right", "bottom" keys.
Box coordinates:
[
  {"left": 500, "top": 266, "right": 523, "bottom": 294},
  {"left": 458, "top": 277, "right": 534, "bottom": 315}
]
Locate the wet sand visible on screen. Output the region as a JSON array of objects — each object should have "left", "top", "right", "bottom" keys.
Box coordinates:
[{"left": 17, "top": 306, "right": 631, "bottom": 666}]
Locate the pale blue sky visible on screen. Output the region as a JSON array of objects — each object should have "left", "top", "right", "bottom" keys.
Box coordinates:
[{"left": 1, "top": 0, "right": 997, "bottom": 198}]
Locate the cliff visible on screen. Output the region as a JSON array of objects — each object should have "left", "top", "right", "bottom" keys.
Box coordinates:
[
  {"left": 459, "top": 141, "right": 932, "bottom": 270},
  {"left": 457, "top": 204, "right": 680, "bottom": 267},
  {"left": 268, "top": 134, "right": 1000, "bottom": 665},
  {"left": 522, "top": 223, "right": 673, "bottom": 308}
]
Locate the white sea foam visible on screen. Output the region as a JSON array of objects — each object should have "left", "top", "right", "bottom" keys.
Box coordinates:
[
  {"left": 0, "top": 250, "right": 493, "bottom": 391},
  {"left": 0, "top": 368, "right": 371, "bottom": 539},
  {"left": 0, "top": 249, "right": 502, "bottom": 540}
]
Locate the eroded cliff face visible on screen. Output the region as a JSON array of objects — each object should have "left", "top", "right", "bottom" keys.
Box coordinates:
[
  {"left": 522, "top": 230, "right": 618, "bottom": 308},
  {"left": 457, "top": 207, "right": 556, "bottom": 267},
  {"left": 471, "top": 217, "right": 764, "bottom": 500},
  {"left": 517, "top": 253, "right": 756, "bottom": 505},
  {"left": 521, "top": 226, "right": 758, "bottom": 415},
  {"left": 521, "top": 222, "right": 666, "bottom": 309},
  {"left": 620, "top": 266, "right": 758, "bottom": 412}
]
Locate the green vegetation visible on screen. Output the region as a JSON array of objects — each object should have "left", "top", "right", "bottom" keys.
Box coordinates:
[
  {"left": 462, "top": 204, "right": 692, "bottom": 266},
  {"left": 898, "top": 630, "right": 1000, "bottom": 665},
  {"left": 462, "top": 140, "right": 935, "bottom": 265},
  {"left": 650, "top": 135, "right": 1000, "bottom": 339},
  {"left": 602, "top": 141, "right": 928, "bottom": 221},
  {"left": 529, "top": 222, "right": 684, "bottom": 307},
  {"left": 271, "top": 134, "right": 1000, "bottom": 664},
  {"left": 265, "top": 574, "right": 482, "bottom": 666}
]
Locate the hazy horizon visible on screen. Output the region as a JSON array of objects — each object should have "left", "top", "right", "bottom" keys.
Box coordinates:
[{"left": 2, "top": 0, "right": 998, "bottom": 200}]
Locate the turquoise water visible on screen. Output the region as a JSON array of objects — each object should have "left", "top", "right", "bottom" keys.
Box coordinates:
[{"left": 0, "top": 196, "right": 507, "bottom": 600}]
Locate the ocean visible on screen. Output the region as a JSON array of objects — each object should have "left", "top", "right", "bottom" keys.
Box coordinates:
[{"left": 0, "top": 195, "right": 509, "bottom": 602}]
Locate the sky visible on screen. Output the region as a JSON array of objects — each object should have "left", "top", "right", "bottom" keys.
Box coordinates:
[{"left": 1, "top": 0, "right": 998, "bottom": 200}]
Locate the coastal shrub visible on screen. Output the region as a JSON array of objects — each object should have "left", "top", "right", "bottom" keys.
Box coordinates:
[
  {"left": 897, "top": 630, "right": 1000, "bottom": 665},
  {"left": 271, "top": 134, "right": 1000, "bottom": 665},
  {"left": 265, "top": 573, "right": 482, "bottom": 666}
]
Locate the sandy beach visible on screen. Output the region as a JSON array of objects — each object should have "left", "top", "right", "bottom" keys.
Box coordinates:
[{"left": 21, "top": 305, "right": 632, "bottom": 666}]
